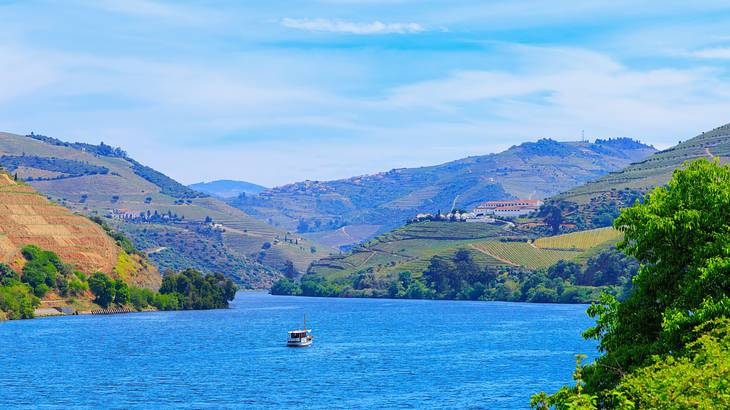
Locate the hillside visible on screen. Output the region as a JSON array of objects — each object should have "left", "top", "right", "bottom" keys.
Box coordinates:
[
  {"left": 309, "top": 221, "right": 622, "bottom": 282},
  {"left": 0, "top": 132, "right": 330, "bottom": 286},
  {"left": 548, "top": 122, "right": 730, "bottom": 229},
  {"left": 558, "top": 123, "right": 730, "bottom": 204},
  {"left": 0, "top": 171, "right": 160, "bottom": 289},
  {"left": 189, "top": 179, "right": 267, "bottom": 198},
  {"left": 233, "top": 138, "right": 655, "bottom": 246}
]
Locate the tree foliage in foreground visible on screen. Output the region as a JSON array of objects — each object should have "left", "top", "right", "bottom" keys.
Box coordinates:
[{"left": 534, "top": 158, "right": 730, "bottom": 408}]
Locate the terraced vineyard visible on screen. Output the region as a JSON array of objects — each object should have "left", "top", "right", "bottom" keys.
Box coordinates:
[
  {"left": 534, "top": 227, "right": 622, "bottom": 251},
  {"left": 309, "top": 222, "right": 507, "bottom": 280},
  {"left": 310, "top": 221, "right": 627, "bottom": 281},
  {"left": 469, "top": 241, "right": 579, "bottom": 270},
  {"left": 0, "top": 172, "right": 160, "bottom": 288},
  {"left": 558, "top": 123, "right": 730, "bottom": 204},
  {"left": 0, "top": 132, "right": 327, "bottom": 284}
]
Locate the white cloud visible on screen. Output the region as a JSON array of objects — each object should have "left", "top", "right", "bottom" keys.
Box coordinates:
[
  {"left": 692, "top": 47, "right": 730, "bottom": 59},
  {"left": 280, "top": 18, "right": 425, "bottom": 34},
  {"left": 375, "top": 45, "right": 730, "bottom": 156}
]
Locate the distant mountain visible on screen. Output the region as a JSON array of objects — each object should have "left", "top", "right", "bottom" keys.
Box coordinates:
[
  {"left": 0, "top": 132, "right": 330, "bottom": 286},
  {"left": 0, "top": 170, "right": 160, "bottom": 289},
  {"left": 231, "top": 138, "right": 656, "bottom": 247},
  {"left": 189, "top": 179, "right": 267, "bottom": 199}
]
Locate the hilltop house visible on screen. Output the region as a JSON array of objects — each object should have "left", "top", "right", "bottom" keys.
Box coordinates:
[{"left": 470, "top": 200, "right": 543, "bottom": 218}]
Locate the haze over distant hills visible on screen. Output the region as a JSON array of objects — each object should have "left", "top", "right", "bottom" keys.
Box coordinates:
[
  {"left": 230, "top": 138, "right": 656, "bottom": 248},
  {"left": 189, "top": 180, "right": 267, "bottom": 199}
]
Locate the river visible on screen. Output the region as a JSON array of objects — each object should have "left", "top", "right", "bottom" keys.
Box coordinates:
[{"left": 0, "top": 292, "right": 596, "bottom": 409}]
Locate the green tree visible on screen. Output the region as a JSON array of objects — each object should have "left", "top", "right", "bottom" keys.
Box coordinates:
[
  {"left": 88, "top": 272, "right": 116, "bottom": 308},
  {"left": 0, "top": 282, "right": 39, "bottom": 319},
  {"left": 21, "top": 245, "right": 61, "bottom": 295},
  {"left": 580, "top": 159, "right": 730, "bottom": 395},
  {"left": 282, "top": 260, "right": 298, "bottom": 279},
  {"left": 533, "top": 159, "right": 730, "bottom": 408},
  {"left": 114, "top": 279, "right": 130, "bottom": 305},
  {"left": 541, "top": 205, "right": 563, "bottom": 234},
  {"left": 271, "top": 278, "right": 302, "bottom": 295},
  {"left": 422, "top": 256, "right": 454, "bottom": 295},
  {"left": 615, "top": 319, "right": 730, "bottom": 409}
]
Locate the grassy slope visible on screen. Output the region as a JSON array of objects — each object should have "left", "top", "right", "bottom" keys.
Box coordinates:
[
  {"left": 309, "top": 221, "right": 622, "bottom": 282},
  {"left": 557, "top": 123, "right": 730, "bottom": 204},
  {"left": 0, "top": 132, "right": 329, "bottom": 282}
]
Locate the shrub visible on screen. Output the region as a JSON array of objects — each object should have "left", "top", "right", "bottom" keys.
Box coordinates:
[
  {"left": 0, "top": 282, "right": 39, "bottom": 320},
  {"left": 129, "top": 286, "right": 156, "bottom": 310},
  {"left": 68, "top": 279, "right": 89, "bottom": 296},
  {"left": 34, "top": 283, "right": 50, "bottom": 298}
]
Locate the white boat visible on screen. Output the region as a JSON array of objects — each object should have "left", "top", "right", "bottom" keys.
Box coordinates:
[{"left": 287, "top": 315, "right": 313, "bottom": 347}]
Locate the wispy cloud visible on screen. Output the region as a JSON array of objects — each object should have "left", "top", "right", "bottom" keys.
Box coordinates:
[
  {"left": 692, "top": 47, "right": 730, "bottom": 59},
  {"left": 92, "top": 0, "right": 219, "bottom": 24},
  {"left": 280, "top": 18, "right": 426, "bottom": 34},
  {"left": 3, "top": 1, "right": 730, "bottom": 186}
]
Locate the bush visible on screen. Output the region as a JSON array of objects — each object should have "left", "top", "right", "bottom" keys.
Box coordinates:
[
  {"left": 68, "top": 278, "right": 89, "bottom": 296},
  {"left": 34, "top": 283, "right": 50, "bottom": 298},
  {"left": 0, "top": 263, "right": 19, "bottom": 285},
  {"left": 153, "top": 293, "right": 180, "bottom": 310},
  {"left": 129, "top": 286, "right": 156, "bottom": 310}
]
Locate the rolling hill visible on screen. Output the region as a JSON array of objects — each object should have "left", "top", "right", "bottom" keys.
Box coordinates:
[
  {"left": 233, "top": 138, "right": 655, "bottom": 247},
  {"left": 308, "top": 221, "right": 622, "bottom": 282},
  {"left": 0, "top": 132, "right": 330, "bottom": 286},
  {"left": 550, "top": 122, "right": 730, "bottom": 229},
  {"left": 557, "top": 123, "right": 730, "bottom": 204},
  {"left": 0, "top": 170, "right": 160, "bottom": 289},
  {"left": 189, "top": 179, "right": 267, "bottom": 199}
]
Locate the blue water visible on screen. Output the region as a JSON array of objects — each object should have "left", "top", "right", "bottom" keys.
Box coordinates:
[{"left": 1, "top": 292, "right": 596, "bottom": 409}]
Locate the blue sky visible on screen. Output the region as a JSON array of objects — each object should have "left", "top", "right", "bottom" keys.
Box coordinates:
[{"left": 1, "top": 1, "right": 730, "bottom": 186}]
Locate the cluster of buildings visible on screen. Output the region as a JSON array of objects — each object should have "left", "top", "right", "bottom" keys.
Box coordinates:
[{"left": 411, "top": 200, "right": 544, "bottom": 224}]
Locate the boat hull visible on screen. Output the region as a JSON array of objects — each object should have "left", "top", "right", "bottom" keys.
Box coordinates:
[{"left": 287, "top": 337, "right": 313, "bottom": 347}]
